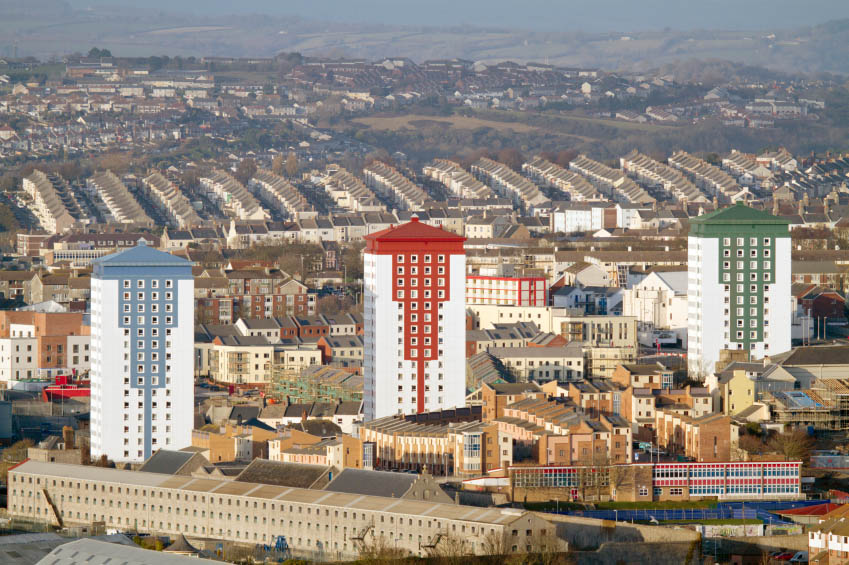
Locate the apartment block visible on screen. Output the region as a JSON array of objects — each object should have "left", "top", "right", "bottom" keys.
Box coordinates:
[
  {"left": 466, "top": 274, "right": 549, "bottom": 307},
  {"left": 687, "top": 204, "right": 792, "bottom": 376},
  {"left": 0, "top": 311, "right": 90, "bottom": 383}
]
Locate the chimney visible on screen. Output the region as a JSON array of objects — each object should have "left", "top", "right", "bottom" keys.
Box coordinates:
[
  {"left": 62, "top": 426, "right": 75, "bottom": 450},
  {"left": 798, "top": 200, "right": 804, "bottom": 216}
]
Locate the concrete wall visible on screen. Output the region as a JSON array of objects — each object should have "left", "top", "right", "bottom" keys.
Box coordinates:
[{"left": 536, "top": 512, "right": 700, "bottom": 550}]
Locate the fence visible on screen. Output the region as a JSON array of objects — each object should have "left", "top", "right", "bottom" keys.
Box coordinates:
[{"left": 560, "top": 499, "right": 826, "bottom": 525}]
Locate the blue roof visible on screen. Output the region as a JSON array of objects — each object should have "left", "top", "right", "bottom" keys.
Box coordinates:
[
  {"left": 781, "top": 390, "right": 822, "bottom": 409},
  {"left": 94, "top": 243, "right": 190, "bottom": 268}
]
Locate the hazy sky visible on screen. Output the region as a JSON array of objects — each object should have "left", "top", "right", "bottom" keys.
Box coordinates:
[{"left": 71, "top": 0, "right": 849, "bottom": 32}]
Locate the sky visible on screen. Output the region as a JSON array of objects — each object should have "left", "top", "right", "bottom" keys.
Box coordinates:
[{"left": 69, "top": 0, "right": 849, "bottom": 32}]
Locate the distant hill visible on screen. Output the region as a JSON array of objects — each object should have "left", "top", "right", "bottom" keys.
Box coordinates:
[{"left": 1, "top": 1, "right": 849, "bottom": 75}]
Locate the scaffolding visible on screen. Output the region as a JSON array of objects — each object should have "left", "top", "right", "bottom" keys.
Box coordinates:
[{"left": 771, "top": 382, "right": 849, "bottom": 431}]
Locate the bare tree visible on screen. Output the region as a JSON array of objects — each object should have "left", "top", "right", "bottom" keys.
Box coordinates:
[
  {"left": 426, "top": 533, "right": 469, "bottom": 565},
  {"left": 481, "top": 530, "right": 511, "bottom": 558},
  {"left": 234, "top": 158, "right": 257, "bottom": 185},
  {"left": 357, "top": 533, "right": 407, "bottom": 565},
  {"left": 527, "top": 530, "right": 571, "bottom": 565},
  {"left": 768, "top": 429, "right": 814, "bottom": 464},
  {"left": 496, "top": 148, "right": 524, "bottom": 171},
  {"left": 271, "top": 153, "right": 284, "bottom": 175},
  {"left": 285, "top": 152, "right": 299, "bottom": 177}
]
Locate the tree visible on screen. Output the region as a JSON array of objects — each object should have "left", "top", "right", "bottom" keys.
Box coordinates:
[
  {"left": 234, "top": 158, "right": 257, "bottom": 185},
  {"left": 316, "top": 295, "right": 355, "bottom": 316},
  {"left": 342, "top": 242, "right": 365, "bottom": 282},
  {"left": 95, "top": 152, "right": 132, "bottom": 175},
  {"left": 87, "top": 47, "right": 112, "bottom": 59},
  {"left": 738, "top": 434, "right": 766, "bottom": 456},
  {"left": 555, "top": 149, "right": 579, "bottom": 168},
  {"left": 481, "top": 530, "right": 512, "bottom": 558},
  {"left": 285, "top": 152, "right": 299, "bottom": 177},
  {"left": 271, "top": 153, "right": 284, "bottom": 175},
  {"left": 356, "top": 533, "right": 407, "bottom": 564},
  {"left": 768, "top": 429, "right": 815, "bottom": 464},
  {"left": 0, "top": 439, "right": 33, "bottom": 482},
  {"left": 527, "top": 530, "right": 570, "bottom": 565},
  {"left": 496, "top": 148, "right": 524, "bottom": 171},
  {"left": 425, "top": 533, "right": 469, "bottom": 565}
]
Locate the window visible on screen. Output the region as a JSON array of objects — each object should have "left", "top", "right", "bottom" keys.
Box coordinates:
[
  {"left": 723, "top": 237, "right": 730, "bottom": 246},
  {"left": 763, "top": 237, "right": 771, "bottom": 246}
]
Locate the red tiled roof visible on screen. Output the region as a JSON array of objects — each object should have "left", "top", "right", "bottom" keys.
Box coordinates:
[
  {"left": 778, "top": 502, "right": 842, "bottom": 516},
  {"left": 365, "top": 217, "right": 465, "bottom": 243}
]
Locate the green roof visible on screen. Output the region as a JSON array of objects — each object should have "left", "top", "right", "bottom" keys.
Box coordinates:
[{"left": 690, "top": 202, "right": 789, "bottom": 226}]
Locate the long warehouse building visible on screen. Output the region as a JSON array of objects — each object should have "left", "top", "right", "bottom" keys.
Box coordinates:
[{"left": 8, "top": 460, "right": 556, "bottom": 559}]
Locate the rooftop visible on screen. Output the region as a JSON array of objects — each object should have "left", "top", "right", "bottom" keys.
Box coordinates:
[
  {"left": 365, "top": 217, "right": 466, "bottom": 243},
  {"left": 12, "top": 461, "right": 530, "bottom": 525},
  {"left": 690, "top": 202, "right": 789, "bottom": 226},
  {"left": 94, "top": 242, "right": 190, "bottom": 269},
  {"left": 323, "top": 468, "right": 417, "bottom": 498}
]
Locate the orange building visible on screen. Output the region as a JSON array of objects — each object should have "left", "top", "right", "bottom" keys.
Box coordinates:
[{"left": 0, "top": 311, "right": 90, "bottom": 382}]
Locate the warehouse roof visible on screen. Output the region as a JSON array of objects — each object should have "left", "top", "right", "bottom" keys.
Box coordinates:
[{"left": 13, "top": 461, "right": 531, "bottom": 525}]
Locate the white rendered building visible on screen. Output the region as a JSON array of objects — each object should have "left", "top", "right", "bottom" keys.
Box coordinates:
[
  {"left": 363, "top": 218, "right": 466, "bottom": 420},
  {"left": 687, "top": 204, "right": 791, "bottom": 376},
  {"left": 622, "top": 270, "right": 689, "bottom": 347},
  {"left": 90, "top": 242, "right": 194, "bottom": 463}
]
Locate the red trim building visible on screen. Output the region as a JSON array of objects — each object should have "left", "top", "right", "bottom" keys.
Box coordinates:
[
  {"left": 363, "top": 218, "right": 466, "bottom": 419},
  {"left": 466, "top": 275, "right": 549, "bottom": 307}
]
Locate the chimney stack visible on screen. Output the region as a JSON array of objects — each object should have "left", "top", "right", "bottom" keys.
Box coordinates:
[{"left": 62, "top": 426, "right": 74, "bottom": 450}]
